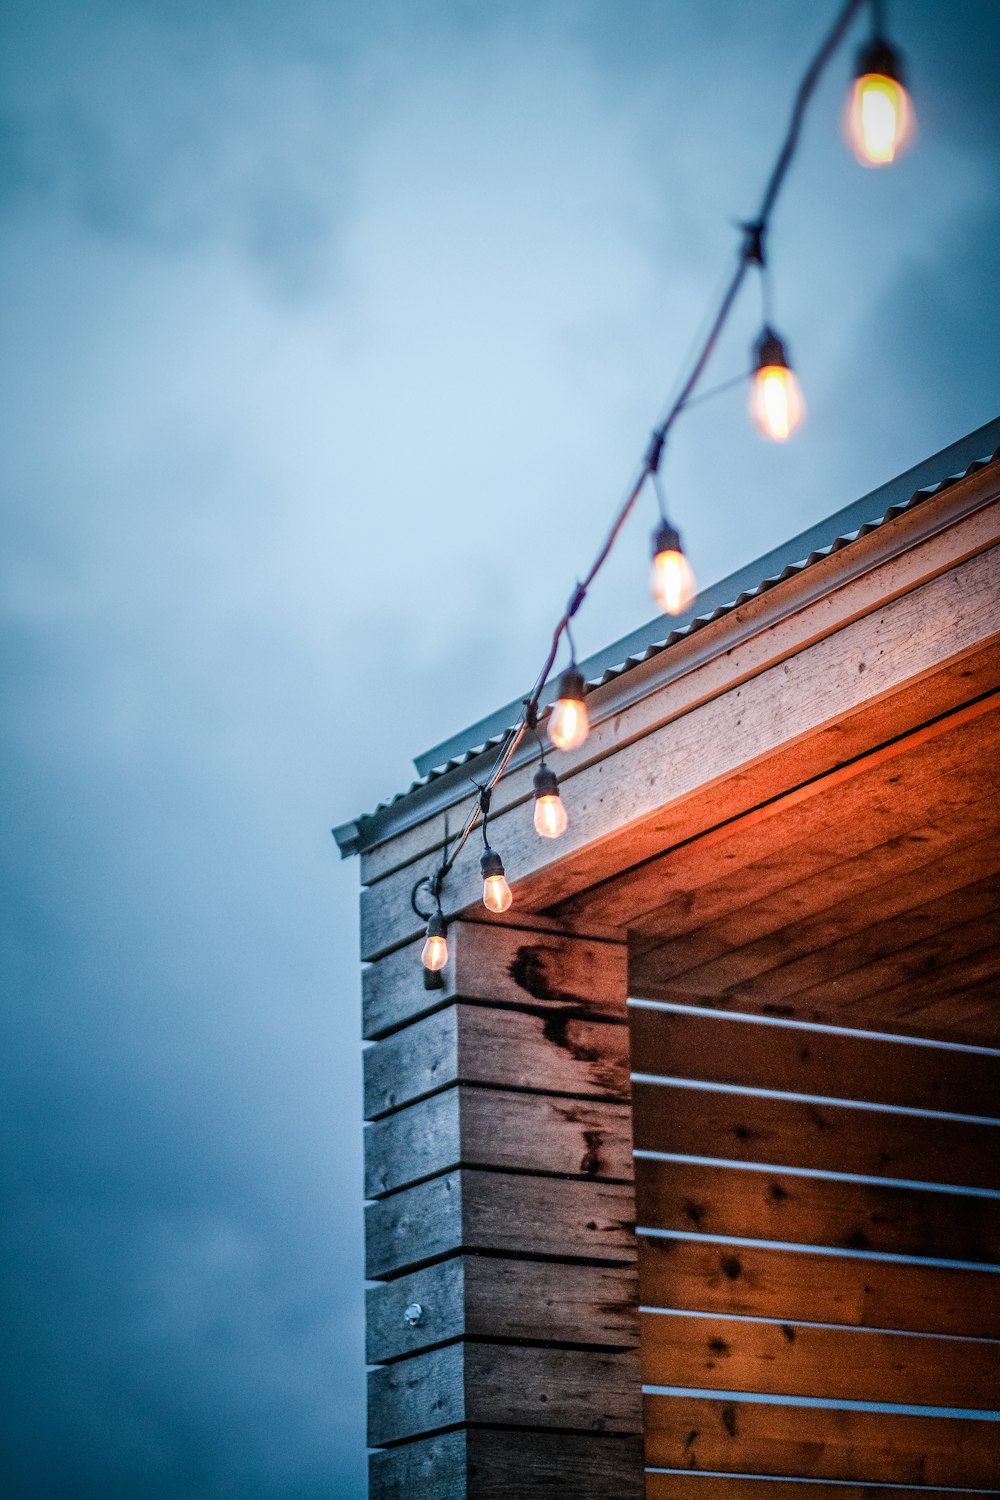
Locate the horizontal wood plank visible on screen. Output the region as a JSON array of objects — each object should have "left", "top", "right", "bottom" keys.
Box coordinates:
[
  {"left": 624, "top": 695, "right": 1000, "bottom": 945},
  {"left": 641, "top": 1394, "right": 1000, "bottom": 1485},
  {"left": 637, "top": 1235, "right": 1000, "bottom": 1338},
  {"left": 634, "top": 1157, "right": 1000, "bottom": 1263},
  {"left": 360, "top": 484, "right": 1000, "bottom": 892},
  {"left": 631, "top": 1081, "right": 1000, "bottom": 1189},
  {"left": 363, "top": 924, "right": 627, "bottom": 1039},
  {"left": 639, "top": 1311, "right": 1000, "bottom": 1409},
  {"left": 628, "top": 1005, "right": 1000, "bottom": 1119},
  {"left": 365, "top": 1169, "right": 636, "bottom": 1279},
  {"left": 369, "top": 1428, "right": 644, "bottom": 1500},
  {"left": 365, "top": 1085, "right": 633, "bottom": 1198},
  {"left": 367, "top": 1255, "right": 638, "bottom": 1363},
  {"left": 361, "top": 551, "right": 1000, "bottom": 961},
  {"left": 369, "top": 1342, "right": 642, "bottom": 1445},
  {"left": 644, "top": 1476, "right": 996, "bottom": 1500},
  {"left": 365, "top": 1003, "right": 628, "bottom": 1120}
]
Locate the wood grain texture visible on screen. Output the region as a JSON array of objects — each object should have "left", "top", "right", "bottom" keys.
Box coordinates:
[
  {"left": 368, "top": 1428, "right": 644, "bottom": 1500},
  {"left": 363, "top": 923, "right": 627, "bottom": 1039},
  {"left": 364, "top": 1002, "right": 629, "bottom": 1120},
  {"left": 367, "top": 1255, "right": 638, "bottom": 1363},
  {"left": 641, "top": 1394, "right": 1000, "bottom": 1486},
  {"left": 636, "top": 1235, "right": 1000, "bottom": 1338},
  {"left": 630, "top": 1081, "right": 1000, "bottom": 1190},
  {"left": 634, "top": 1157, "right": 1000, "bottom": 1263},
  {"left": 644, "top": 1477, "right": 995, "bottom": 1500},
  {"left": 365, "top": 1169, "right": 636, "bottom": 1280},
  {"left": 365, "top": 1085, "right": 633, "bottom": 1199},
  {"left": 620, "top": 696, "right": 1000, "bottom": 944},
  {"left": 628, "top": 1005, "right": 1000, "bottom": 1118},
  {"left": 368, "top": 1342, "right": 642, "bottom": 1445},
  {"left": 648, "top": 856, "right": 1000, "bottom": 1002},
  {"left": 639, "top": 1311, "right": 1000, "bottom": 1409},
  {"left": 361, "top": 550, "right": 1000, "bottom": 961},
  {"left": 359, "top": 484, "right": 1000, "bottom": 892}
]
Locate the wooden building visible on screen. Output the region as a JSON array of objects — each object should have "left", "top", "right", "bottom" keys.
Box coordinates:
[{"left": 335, "top": 420, "right": 1000, "bottom": 1499}]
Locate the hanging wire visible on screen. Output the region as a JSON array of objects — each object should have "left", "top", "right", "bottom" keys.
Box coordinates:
[{"left": 422, "top": 0, "right": 867, "bottom": 908}]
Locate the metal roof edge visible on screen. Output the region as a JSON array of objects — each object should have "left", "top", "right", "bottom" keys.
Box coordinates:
[
  {"left": 333, "top": 417, "right": 1000, "bottom": 859},
  {"left": 414, "top": 417, "right": 1000, "bottom": 776}
]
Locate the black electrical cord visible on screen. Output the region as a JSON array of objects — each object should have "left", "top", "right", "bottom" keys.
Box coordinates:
[{"left": 422, "top": 0, "right": 869, "bottom": 909}]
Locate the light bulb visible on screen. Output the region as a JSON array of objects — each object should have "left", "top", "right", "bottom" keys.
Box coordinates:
[
  {"left": 846, "top": 38, "right": 914, "bottom": 167},
  {"left": 548, "top": 668, "right": 589, "bottom": 751},
  {"left": 650, "top": 521, "right": 696, "bottom": 615},
  {"left": 481, "top": 848, "right": 513, "bottom": 913},
  {"left": 750, "top": 327, "right": 805, "bottom": 442},
  {"left": 420, "top": 913, "right": 448, "bottom": 972},
  {"left": 533, "top": 764, "right": 568, "bottom": 839}
]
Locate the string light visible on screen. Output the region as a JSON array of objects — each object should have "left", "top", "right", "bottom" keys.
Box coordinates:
[
  {"left": 846, "top": 33, "right": 913, "bottom": 166},
  {"left": 420, "top": 911, "right": 448, "bottom": 972},
  {"left": 649, "top": 471, "right": 696, "bottom": 615},
  {"left": 533, "top": 762, "right": 569, "bottom": 838},
  {"left": 480, "top": 847, "right": 513, "bottom": 912},
  {"left": 750, "top": 327, "right": 806, "bottom": 441},
  {"left": 405, "top": 0, "right": 919, "bottom": 972},
  {"left": 548, "top": 667, "right": 589, "bottom": 752}
]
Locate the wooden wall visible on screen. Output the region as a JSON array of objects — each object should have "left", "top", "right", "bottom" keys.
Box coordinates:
[
  {"left": 362, "top": 919, "right": 644, "bottom": 1498},
  {"left": 628, "top": 1001, "right": 1000, "bottom": 1496}
]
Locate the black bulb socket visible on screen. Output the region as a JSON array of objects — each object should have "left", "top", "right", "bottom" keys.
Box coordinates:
[
  {"left": 855, "top": 36, "right": 905, "bottom": 88},
  {"left": 753, "top": 325, "right": 792, "bottom": 373},
  {"left": 533, "top": 764, "right": 560, "bottom": 801},
  {"left": 652, "top": 520, "right": 683, "bottom": 559},
  {"left": 425, "top": 911, "right": 447, "bottom": 942},
  {"left": 555, "top": 667, "right": 585, "bottom": 704},
  {"left": 481, "top": 847, "right": 505, "bottom": 881}
]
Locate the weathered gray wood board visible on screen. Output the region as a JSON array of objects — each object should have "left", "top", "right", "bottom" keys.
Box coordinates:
[
  {"left": 365, "top": 1168, "right": 636, "bottom": 1280},
  {"left": 368, "top": 1428, "right": 644, "bottom": 1500},
  {"left": 369, "top": 1341, "right": 641, "bottom": 1445},
  {"left": 362, "top": 921, "right": 627, "bottom": 1038},
  {"left": 367, "top": 1256, "right": 638, "bottom": 1364},
  {"left": 364, "top": 1001, "right": 628, "bottom": 1118},
  {"left": 365, "top": 1083, "right": 632, "bottom": 1198},
  {"left": 362, "top": 927, "right": 640, "bottom": 1497}
]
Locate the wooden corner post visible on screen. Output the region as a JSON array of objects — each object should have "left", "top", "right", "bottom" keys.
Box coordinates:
[{"left": 361, "top": 918, "right": 642, "bottom": 1499}]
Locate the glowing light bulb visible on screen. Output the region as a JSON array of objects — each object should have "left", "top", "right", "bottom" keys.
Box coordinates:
[
  {"left": 750, "top": 328, "right": 805, "bottom": 442},
  {"left": 548, "top": 668, "right": 589, "bottom": 751},
  {"left": 846, "top": 39, "right": 914, "bottom": 166},
  {"left": 481, "top": 848, "right": 513, "bottom": 913},
  {"left": 650, "top": 521, "right": 696, "bottom": 615},
  {"left": 533, "top": 764, "right": 568, "bottom": 839},
  {"left": 420, "top": 913, "right": 448, "bottom": 972}
]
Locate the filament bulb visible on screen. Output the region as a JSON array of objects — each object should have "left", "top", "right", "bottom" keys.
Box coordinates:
[
  {"left": 750, "top": 327, "right": 805, "bottom": 442},
  {"left": 420, "top": 912, "right": 448, "bottom": 972},
  {"left": 650, "top": 521, "right": 696, "bottom": 615},
  {"left": 548, "top": 668, "right": 589, "bottom": 751},
  {"left": 846, "top": 38, "right": 914, "bottom": 167},
  {"left": 533, "top": 763, "right": 568, "bottom": 839},
  {"left": 480, "top": 848, "right": 513, "bottom": 913}
]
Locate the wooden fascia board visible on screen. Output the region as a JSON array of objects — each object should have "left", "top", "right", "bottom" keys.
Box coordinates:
[
  {"left": 360, "top": 461, "right": 1000, "bottom": 887},
  {"left": 359, "top": 474, "right": 1000, "bottom": 961}
]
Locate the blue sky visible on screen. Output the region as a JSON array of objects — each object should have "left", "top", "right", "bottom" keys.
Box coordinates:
[{"left": 2, "top": 2, "right": 999, "bottom": 1495}]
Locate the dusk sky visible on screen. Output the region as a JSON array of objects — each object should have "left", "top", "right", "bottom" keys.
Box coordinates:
[{"left": 2, "top": 2, "right": 999, "bottom": 1496}]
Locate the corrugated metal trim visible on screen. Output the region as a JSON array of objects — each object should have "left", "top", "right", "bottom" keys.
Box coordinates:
[{"left": 335, "top": 442, "right": 999, "bottom": 855}]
